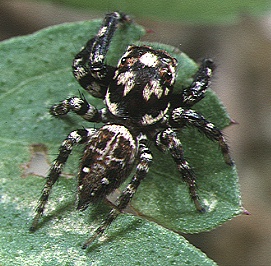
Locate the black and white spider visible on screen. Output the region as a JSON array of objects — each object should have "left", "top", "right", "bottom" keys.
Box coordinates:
[{"left": 29, "top": 12, "right": 233, "bottom": 249}]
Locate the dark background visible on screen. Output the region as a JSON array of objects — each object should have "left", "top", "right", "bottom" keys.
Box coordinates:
[{"left": 1, "top": 1, "right": 271, "bottom": 265}]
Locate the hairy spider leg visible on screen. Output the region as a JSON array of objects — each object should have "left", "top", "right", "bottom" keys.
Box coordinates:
[
  {"left": 73, "top": 12, "right": 130, "bottom": 98},
  {"left": 29, "top": 128, "right": 96, "bottom": 232},
  {"left": 171, "top": 58, "right": 215, "bottom": 109},
  {"left": 181, "top": 58, "right": 214, "bottom": 107},
  {"left": 171, "top": 107, "right": 234, "bottom": 165},
  {"left": 50, "top": 95, "right": 106, "bottom": 122},
  {"left": 82, "top": 134, "right": 152, "bottom": 249},
  {"left": 156, "top": 128, "right": 205, "bottom": 212}
]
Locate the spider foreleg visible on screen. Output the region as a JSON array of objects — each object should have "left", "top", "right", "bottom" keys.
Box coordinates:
[
  {"left": 82, "top": 134, "right": 152, "bottom": 249},
  {"left": 171, "top": 107, "right": 234, "bottom": 165},
  {"left": 172, "top": 59, "right": 214, "bottom": 109},
  {"left": 29, "top": 128, "right": 96, "bottom": 232},
  {"left": 73, "top": 12, "right": 130, "bottom": 98},
  {"left": 156, "top": 128, "right": 205, "bottom": 212},
  {"left": 50, "top": 96, "right": 104, "bottom": 122}
]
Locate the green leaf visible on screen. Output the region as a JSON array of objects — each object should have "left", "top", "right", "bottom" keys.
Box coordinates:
[{"left": 0, "top": 18, "right": 241, "bottom": 265}]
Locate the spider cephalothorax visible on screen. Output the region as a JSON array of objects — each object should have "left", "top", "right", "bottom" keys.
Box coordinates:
[
  {"left": 106, "top": 45, "right": 177, "bottom": 125},
  {"left": 30, "top": 12, "right": 233, "bottom": 249}
]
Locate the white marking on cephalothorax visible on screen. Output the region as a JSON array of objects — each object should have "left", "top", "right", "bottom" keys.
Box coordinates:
[
  {"left": 164, "top": 87, "right": 170, "bottom": 95},
  {"left": 123, "top": 79, "right": 135, "bottom": 96},
  {"left": 105, "top": 91, "right": 119, "bottom": 115},
  {"left": 143, "top": 80, "right": 163, "bottom": 101},
  {"left": 139, "top": 52, "right": 158, "bottom": 67},
  {"left": 141, "top": 104, "right": 170, "bottom": 125},
  {"left": 115, "top": 71, "right": 135, "bottom": 96}
]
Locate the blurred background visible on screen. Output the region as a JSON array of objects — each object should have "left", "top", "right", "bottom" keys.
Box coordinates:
[{"left": 1, "top": 0, "right": 271, "bottom": 265}]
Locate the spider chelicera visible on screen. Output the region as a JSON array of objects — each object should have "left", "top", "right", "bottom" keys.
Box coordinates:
[{"left": 29, "top": 12, "right": 233, "bottom": 249}]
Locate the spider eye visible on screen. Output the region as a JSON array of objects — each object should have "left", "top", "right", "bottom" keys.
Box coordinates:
[
  {"left": 119, "top": 57, "right": 128, "bottom": 67},
  {"left": 119, "top": 57, "right": 137, "bottom": 68},
  {"left": 121, "top": 57, "right": 127, "bottom": 64},
  {"left": 160, "top": 68, "right": 173, "bottom": 83}
]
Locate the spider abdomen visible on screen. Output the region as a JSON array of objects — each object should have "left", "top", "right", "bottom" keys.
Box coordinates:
[{"left": 77, "top": 124, "right": 137, "bottom": 211}]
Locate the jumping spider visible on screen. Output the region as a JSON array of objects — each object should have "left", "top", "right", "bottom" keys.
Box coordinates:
[{"left": 29, "top": 12, "right": 233, "bottom": 249}]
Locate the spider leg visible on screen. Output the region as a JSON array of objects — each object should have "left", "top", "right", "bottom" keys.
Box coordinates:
[
  {"left": 73, "top": 12, "right": 130, "bottom": 98},
  {"left": 156, "top": 128, "right": 205, "bottom": 212},
  {"left": 49, "top": 95, "right": 106, "bottom": 122},
  {"left": 171, "top": 107, "right": 234, "bottom": 165},
  {"left": 171, "top": 58, "right": 214, "bottom": 109},
  {"left": 29, "top": 128, "right": 96, "bottom": 232},
  {"left": 82, "top": 134, "right": 152, "bottom": 249}
]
